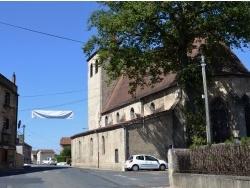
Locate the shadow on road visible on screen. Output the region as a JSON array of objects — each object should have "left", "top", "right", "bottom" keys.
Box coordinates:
[{"left": 0, "top": 165, "right": 71, "bottom": 177}]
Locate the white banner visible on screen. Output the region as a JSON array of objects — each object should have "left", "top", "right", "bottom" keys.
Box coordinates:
[{"left": 32, "top": 110, "right": 73, "bottom": 119}]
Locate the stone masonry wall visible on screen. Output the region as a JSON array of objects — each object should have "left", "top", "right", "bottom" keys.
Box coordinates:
[
  {"left": 210, "top": 75, "right": 250, "bottom": 138},
  {"left": 127, "top": 111, "right": 174, "bottom": 161},
  {"left": 72, "top": 110, "right": 176, "bottom": 171},
  {"left": 72, "top": 128, "right": 125, "bottom": 171}
]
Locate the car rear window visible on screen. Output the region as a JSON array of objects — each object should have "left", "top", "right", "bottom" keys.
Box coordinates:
[{"left": 127, "top": 156, "right": 133, "bottom": 160}]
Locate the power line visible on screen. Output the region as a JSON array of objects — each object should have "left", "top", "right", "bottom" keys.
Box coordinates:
[
  {"left": 0, "top": 21, "right": 84, "bottom": 44},
  {"left": 19, "top": 79, "right": 136, "bottom": 99},
  {"left": 20, "top": 89, "right": 85, "bottom": 98},
  {"left": 18, "top": 92, "right": 108, "bottom": 111},
  {"left": 19, "top": 99, "right": 86, "bottom": 112},
  {"left": 26, "top": 128, "right": 60, "bottom": 146},
  {"left": 18, "top": 90, "right": 108, "bottom": 111},
  {"left": 18, "top": 83, "right": 150, "bottom": 111}
]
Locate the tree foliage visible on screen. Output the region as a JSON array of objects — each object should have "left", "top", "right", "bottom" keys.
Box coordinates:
[
  {"left": 61, "top": 146, "right": 71, "bottom": 157},
  {"left": 84, "top": 2, "right": 250, "bottom": 145}
]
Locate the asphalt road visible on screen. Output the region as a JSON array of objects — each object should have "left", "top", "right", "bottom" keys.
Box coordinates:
[{"left": 0, "top": 165, "right": 169, "bottom": 188}]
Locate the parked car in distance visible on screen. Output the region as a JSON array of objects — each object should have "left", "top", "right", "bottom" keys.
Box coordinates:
[
  {"left": 41, "top": 157, "right": 57, "bottom": 165},
  {"left": 125, "top": 154, "right": 168, "bottom": 171}
]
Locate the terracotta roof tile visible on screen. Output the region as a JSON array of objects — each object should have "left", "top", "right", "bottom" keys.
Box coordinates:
[
  {"left": 102, "top": 73, "right": 177, "bottom": 113},
  {"left": 191, "top": 39, "right": 249, "bottom": 75},
  {"left": 60, "top": 137, "right": 71, "bottom": 145}
]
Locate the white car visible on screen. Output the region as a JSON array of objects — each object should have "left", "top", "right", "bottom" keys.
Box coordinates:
[
  {"left": 125, "top": 154, "right": 168, "bottom": 171},
  {"left": 41, "top": 157, "right": 57, "bottom": 165}
]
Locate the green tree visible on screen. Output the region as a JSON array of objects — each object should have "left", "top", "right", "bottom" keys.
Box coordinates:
[
  {"left": 84, "top": 2, "right": 250, "bottom": 145},
  {"left": 61, "top": 146, "right": 71, "bottom": 157}
]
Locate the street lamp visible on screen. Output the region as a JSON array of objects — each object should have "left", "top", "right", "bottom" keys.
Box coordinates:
[{"left": 201, "top": 55, "right": 211, "bottom": 143}]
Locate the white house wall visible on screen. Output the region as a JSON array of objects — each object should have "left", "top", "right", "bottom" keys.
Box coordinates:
[{"left": 36, "top": 151, "right": 54, "bottom": 164}]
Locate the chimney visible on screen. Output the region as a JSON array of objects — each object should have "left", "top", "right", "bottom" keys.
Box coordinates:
[
  {"left": 18, "top": 134, "right": 24, "bottom": 144},
  {"left": 12, "top": 72, "right": 16, "bottom": 84}
]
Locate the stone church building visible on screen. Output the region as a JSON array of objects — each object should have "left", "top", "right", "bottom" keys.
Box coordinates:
[{"left": 71, "top": 48, "right": 250, "bottom": 171}]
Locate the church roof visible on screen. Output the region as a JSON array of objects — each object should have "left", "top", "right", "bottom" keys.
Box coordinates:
[
  {"left": 102, "top": 73, "right": 177, "bottom": 114},
  {"left": 60, "top": 137, "right": 71, "bottom": 145},
  {"left": 210, "top": 50, "right": 249, "bottom": 75},
  {"left": 101, "top": 42, "right": 249, "bottom": 114},
  {"left": 190, "top": 40, "right": 249, "bottom": 75}
]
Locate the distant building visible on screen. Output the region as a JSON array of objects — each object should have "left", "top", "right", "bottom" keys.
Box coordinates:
[
  {"left": 16, "top": 135, "right": 32, "bottom": 164},
  {"left": 0, "top": 73, "right": 18, "bottom": 170},
  {"left": 35, "top": 149, "right": 55, "bottom": 164},
  {"left": 60, "top": 137, "right": 71, "bottom": 152},
  {"left": 31, "top": 150, "right": 38, "bottom": 164}
]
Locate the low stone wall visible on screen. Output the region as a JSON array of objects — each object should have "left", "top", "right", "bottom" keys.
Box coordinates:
[
  {"left": 168, "top": 148, "right": 190, "bottom": 186},
  {"left": 168, "top": 149, "right": 250, "bottom": 188},
  {"left": 173, "top": 173, "right": 250, "bottom": 188}
]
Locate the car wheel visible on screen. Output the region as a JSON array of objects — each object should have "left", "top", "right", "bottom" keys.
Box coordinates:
[
  {"left": 159, "top": 164, "right": 166, "bottom": 171},
  {"left": 132, "top": 165, "right": 139, "bottom": 171}
]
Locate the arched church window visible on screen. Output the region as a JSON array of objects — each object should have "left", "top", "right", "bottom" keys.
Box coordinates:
[
  {"left": 115, "top": 149, "right": 119, "bottom": 163},
  {"left": 150, "top": 102, "right": 155, "bottom": 113},
  {"left": 90, "top": 64, "right": 93, "bottom": 78},
  {"left": 130, "top": 108, "right": 135, "bottom": 119},
  {"left": 210, "top": 97, "right": 230, "bottom": 143},
  {"left": 95, "top": 60, "right": 98, "bottom": 74},
  {"left": 105, "top": 116, "right": 108, "bottom": 126},
  {"left": 90, "top": 138, "right": 93, "bottom": 156},
  {"left": 102, "top": 136, "right": 105, "bottom": 155},
  {"left": 116, "top": 112, "right": 120, "bottom": 123},
  {"left": 78, "top": 140, "right": 81, "bottom": 158}
]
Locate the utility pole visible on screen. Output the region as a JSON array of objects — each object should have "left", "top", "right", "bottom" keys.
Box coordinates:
[
  {"left": 23, "top": 125, "right": 26, "bottom": 143},
  {"left": 201, "top": 55, "right": 211, "bottom": 143}
]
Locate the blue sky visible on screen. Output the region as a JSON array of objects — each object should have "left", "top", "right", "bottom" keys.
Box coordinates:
[
  {"left": 0, "top": 1, "right": 100, "bottom": 153},
  {"left": 0, "top": 2, "right": 250, "bottom": 154}
]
